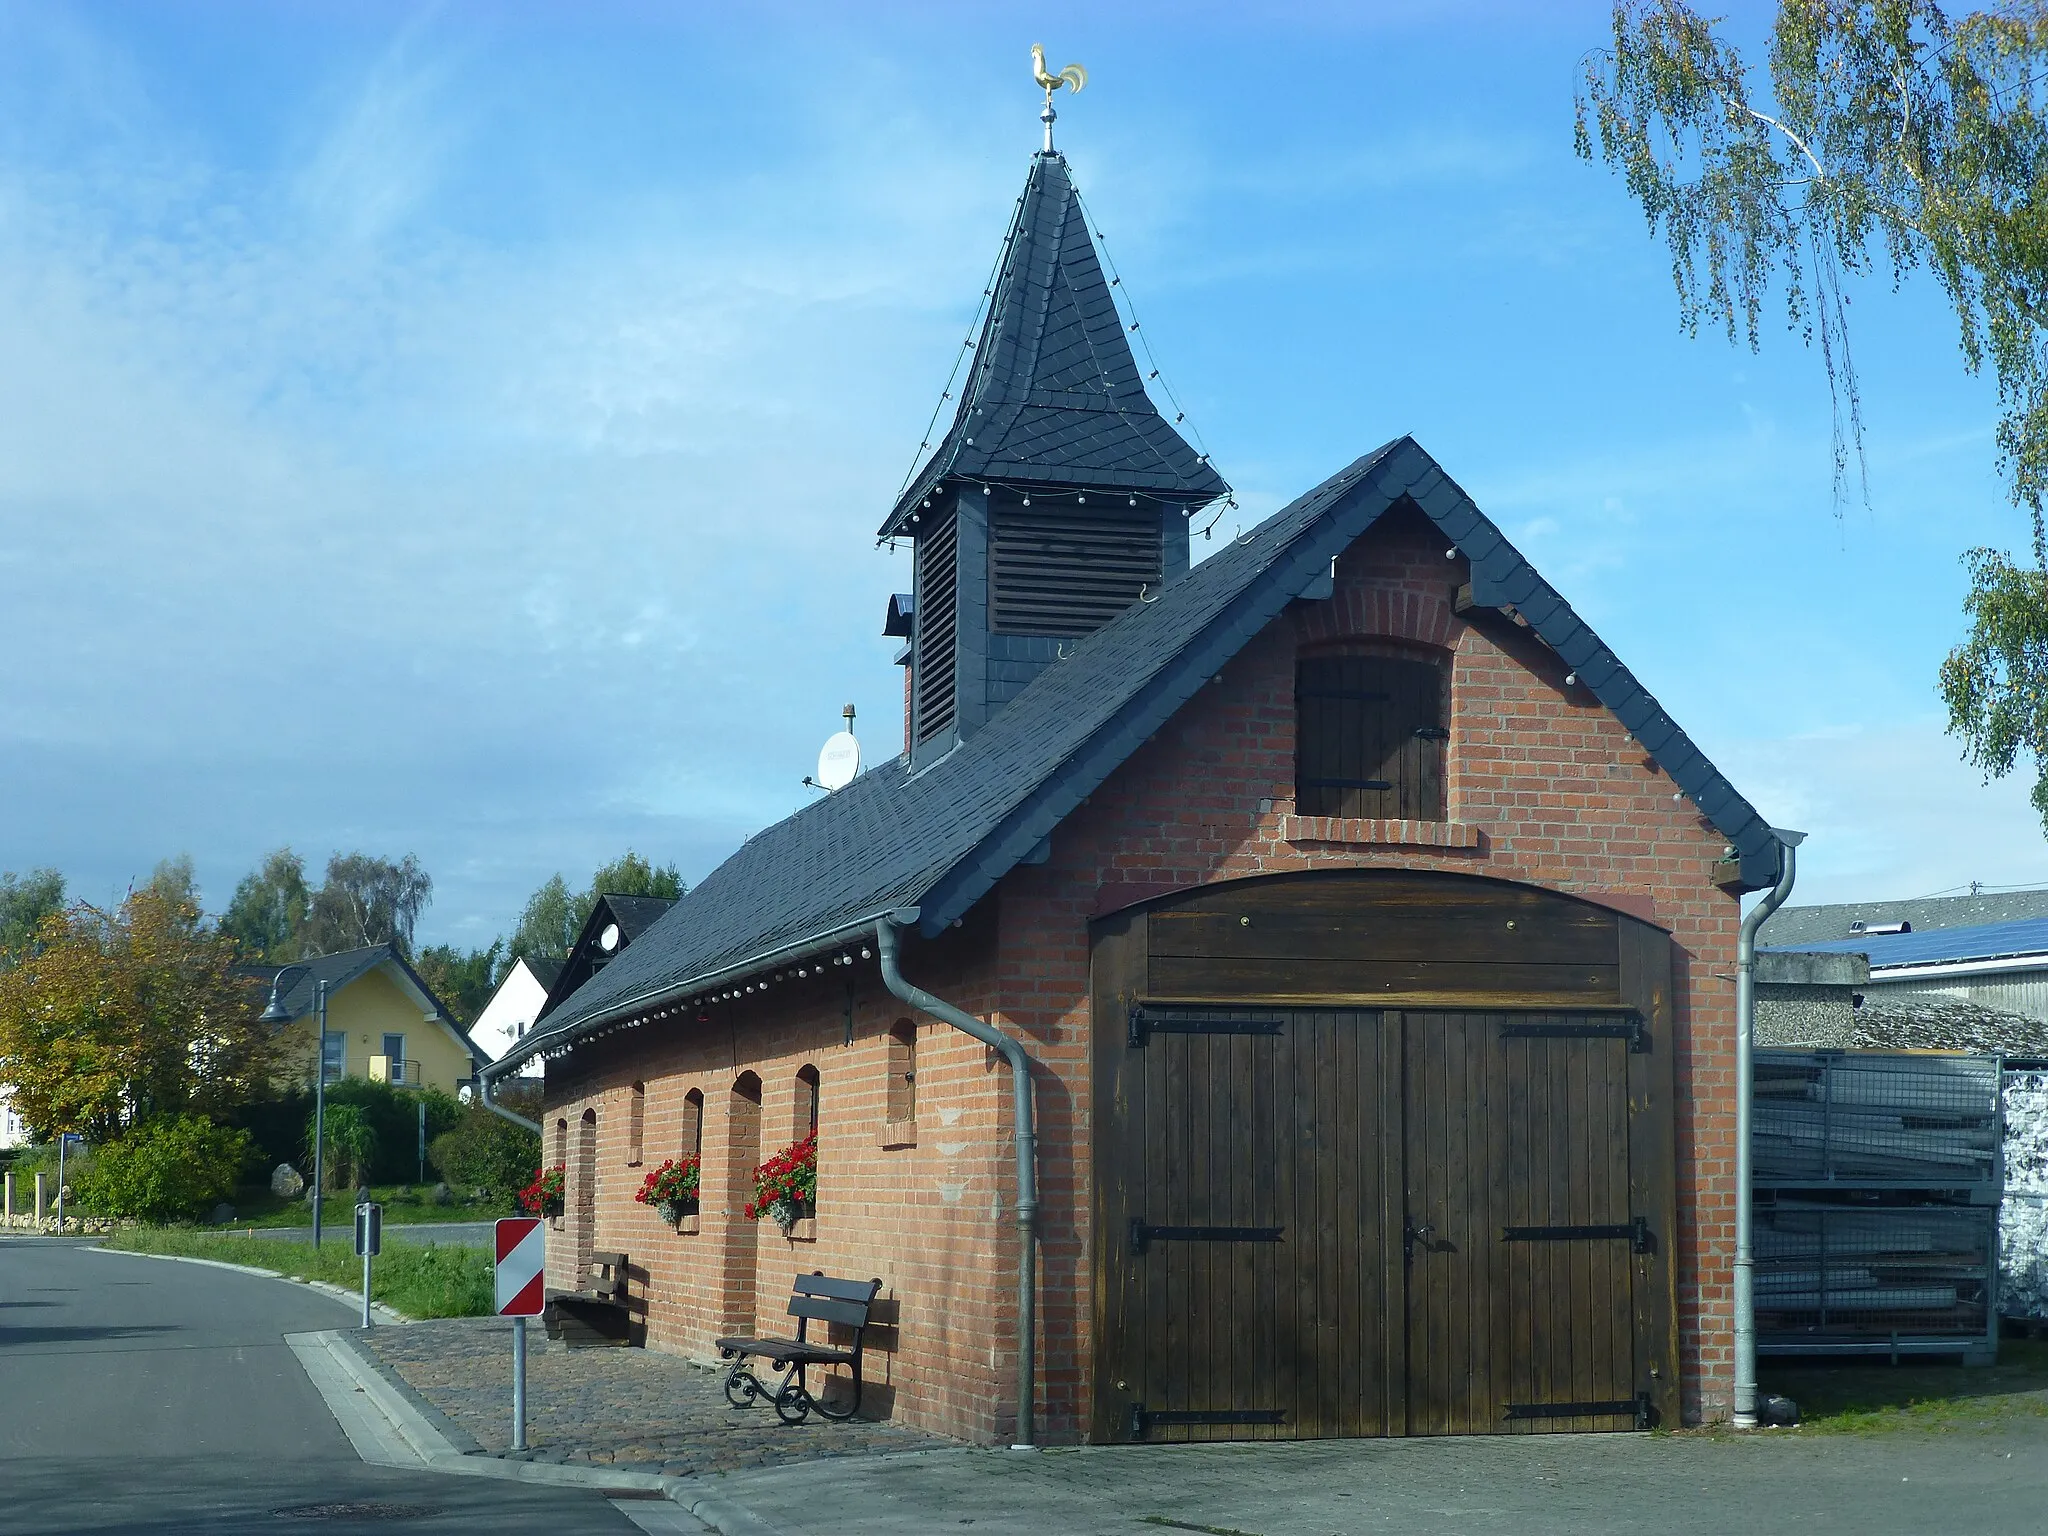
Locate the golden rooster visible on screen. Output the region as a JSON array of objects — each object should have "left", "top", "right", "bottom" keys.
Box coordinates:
[{"left": 1030, "top": 43, "right": 1086, "bottom": 97}]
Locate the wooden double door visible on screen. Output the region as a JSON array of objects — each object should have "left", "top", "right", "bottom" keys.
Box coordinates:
[{"left": 1089, "top": 873, "right": 1678, "bottom": 1441}]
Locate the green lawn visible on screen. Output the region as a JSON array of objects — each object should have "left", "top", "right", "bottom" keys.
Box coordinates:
[
  {"left": 99, "top": 1228, "right": 495, "bottom": 1319},
  {"left": 222, "top": 1183, "right": 514, "bottom": 1229},
  {"left": 1759, "top": 1337, "right": 2048, "bottom": 1433}
]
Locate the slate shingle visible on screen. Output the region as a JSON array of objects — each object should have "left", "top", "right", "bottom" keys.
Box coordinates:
[{"left": 881, "top": 153, "right": 1228, "bottom": 536}]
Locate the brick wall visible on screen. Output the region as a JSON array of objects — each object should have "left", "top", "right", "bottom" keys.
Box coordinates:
[
  {"left": 543, "top": 501, "right": 1745, "bottom": 1440},
  {"left": 994, "top": 503, "right": 1742, "bottom": 1429}
]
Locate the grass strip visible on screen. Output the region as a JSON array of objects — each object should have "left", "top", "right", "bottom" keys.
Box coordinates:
[
  {"left": 224, "top": 1185, "right": 512, "bottom": 1228},
  {"left": 100, "top": 1228, "right": 494, "bottom": 1319},
  {"left": 1761, "top": 1338, "right": 2048, "bottom": 1434}
]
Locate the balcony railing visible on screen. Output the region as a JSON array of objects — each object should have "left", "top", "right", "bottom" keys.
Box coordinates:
[{"left": 367, "top": 1055, "right": 422, "bottom": 1087}]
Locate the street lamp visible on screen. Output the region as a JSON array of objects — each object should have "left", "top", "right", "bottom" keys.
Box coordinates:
[{"left": 260, "top": 967, "right": 330, "bottom": 1249}]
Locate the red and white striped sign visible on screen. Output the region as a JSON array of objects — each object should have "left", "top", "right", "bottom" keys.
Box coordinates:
[{"left": 494, "top": 1217, "right": 545, "bottom": 1317}]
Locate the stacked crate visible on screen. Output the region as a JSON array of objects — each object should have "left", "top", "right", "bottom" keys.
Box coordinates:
[{"left": 1753, "top": 1050, "right": 2002, "bottom": 1363}]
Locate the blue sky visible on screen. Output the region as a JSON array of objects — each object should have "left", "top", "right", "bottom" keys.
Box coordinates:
[{"left": 1, "top": 0, "right": 2040, "bottom": 951}]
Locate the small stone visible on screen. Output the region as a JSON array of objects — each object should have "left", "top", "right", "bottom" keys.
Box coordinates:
[
  {"left": 208, "top": 1202, "right": 236, "bottom": 1225},
  {"left": 431, "top": 1182, "right": 454, "bottom": 1205},
  {"left": 270, "top": 1164, "right": 305, "bottom": 1199}
]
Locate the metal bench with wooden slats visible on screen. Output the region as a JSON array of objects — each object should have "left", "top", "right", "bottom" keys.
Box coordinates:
[
  {"left": 715, "top": 1271, "right": 883, "bottom": 1425},
  {"left": 543, "top": 1250, "right": 635, "bottom": 1347}
]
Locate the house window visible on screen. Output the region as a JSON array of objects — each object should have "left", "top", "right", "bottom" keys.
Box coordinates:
[
  {"left": 628, "top": 1081, "right": 646, "bottom": 1167},
  {"left": 795, "top": 1064, "right": 820, "bottom": 1143},
  {"left": 1295, "top": 649, "right": 1448, "bottom": 820},
  {"left": 886, "top": 1021, "right": 917, "bottom": 1124},
  {"left": 380, "top": 1033, "right": 407, "bottom": 1082},
  {"left": 322, "top": 1031, "right": 346, "bottom": 1083}
]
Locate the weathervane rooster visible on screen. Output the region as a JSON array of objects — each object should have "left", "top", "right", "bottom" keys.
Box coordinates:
[{"left": 1030, "top": 43, "right": 1087, "bottom": 151}]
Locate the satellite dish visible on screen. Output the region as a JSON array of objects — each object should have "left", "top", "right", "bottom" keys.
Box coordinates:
[{"left": 817, "top": 729, "right": 861, "bottom": 792}]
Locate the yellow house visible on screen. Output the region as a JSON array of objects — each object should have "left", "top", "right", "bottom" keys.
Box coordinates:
[{"left": 253, "top": 945, "right": 488, "bottom": 1095}]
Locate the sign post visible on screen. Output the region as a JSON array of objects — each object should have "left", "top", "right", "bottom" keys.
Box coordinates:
[
  {"left": 354, "top": 1202, "right": 382, "bottom": 1328},
  {"left": 495, "top": 1217, "right": 545, "bottom": 1452}
]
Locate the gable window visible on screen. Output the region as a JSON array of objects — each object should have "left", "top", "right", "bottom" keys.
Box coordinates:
[
  {"left": 1295, "top": 649, "right": 1448, "bottom": 820},
  {"left": 379, "top": 1033, "right": 407, "bottom": 1083}
]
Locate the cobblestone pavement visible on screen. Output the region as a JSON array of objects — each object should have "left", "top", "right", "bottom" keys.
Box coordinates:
[{"left": 356, "top": 1316, "right": 946, "bottom": 1478}]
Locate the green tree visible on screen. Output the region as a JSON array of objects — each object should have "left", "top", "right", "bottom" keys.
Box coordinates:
[
  {"left": 222, "top": 848, "right": 311, "bottom": 962},
  {"left": 507, "top": 852, "right": 685, "bottom": 966},
  {"left": 413, "top": 941, "right": 503, "bottom": 1028},
  {"left": 507, "top": 874, "right": 578, "bottom": 965},
  {"left": 302, "top": 852, "right": 433, "bottom": 959},
  {"left": 0, "top": 869, "right": 64, "bottom": 965},
  {"left": 589, "top": 851, "right": 685, "bottom": 904},
  {"left": 1577, "top": 1, "right": 2048, "bottom": 826},
  {"left": 0, "top": 888, "right": 280, "bottom": 1141}
]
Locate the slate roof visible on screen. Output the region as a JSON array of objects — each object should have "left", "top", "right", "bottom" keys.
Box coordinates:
[
  {"left": 880, "top": 152, "right": 1228, "bottom": 536},
  {"left": 497, "top": 435, "right": 1785, "bottom": 1073},
  {"left": 603, "top": 894, "right": 679, "bottom": 941},
  {"left": 1759, "top": 889, "right": 2048, "bottom": 948},
  {"left": 244, "top": 945, "right": 487, "bottom": 1065},
  {"left": 1766, "top": 916, "right": 2048, "bottom": 969}
]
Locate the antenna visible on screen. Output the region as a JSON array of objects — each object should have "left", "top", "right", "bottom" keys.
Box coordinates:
[{"left": 811, "top": 703, "right": 862, "bottom": 793}]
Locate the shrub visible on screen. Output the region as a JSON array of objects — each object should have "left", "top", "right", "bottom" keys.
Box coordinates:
[
  {"left": 74, "top": 1115, "right": 251, "bottom": 1223},
  {"left": 311, "top": 1104, "right": 376, "bottom": 1188},
  {"left": 429, "top": 1100, "right": 541, "bottom": 1205}
]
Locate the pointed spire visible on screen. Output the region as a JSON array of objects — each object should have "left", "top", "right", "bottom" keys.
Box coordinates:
[{"left": 880, "top": 152, "right": 1227, "bottom": 537}]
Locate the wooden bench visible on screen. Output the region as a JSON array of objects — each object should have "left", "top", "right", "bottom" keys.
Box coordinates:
[
  {"left": 715, "top": 1272, "right": 883, "bottom": 1425},
  {"left": 544, "top": 1250, "right": 636, "bottom": 1347}
]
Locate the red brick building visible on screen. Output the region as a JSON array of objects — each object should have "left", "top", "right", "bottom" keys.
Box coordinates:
[{"left": 492, "top": 143, "right": 1786, "bottom": 1447}]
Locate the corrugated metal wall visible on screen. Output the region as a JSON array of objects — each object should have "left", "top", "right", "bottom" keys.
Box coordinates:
[{"left": 1864, "top": 970, "right": 2048, "bottom": 1024}]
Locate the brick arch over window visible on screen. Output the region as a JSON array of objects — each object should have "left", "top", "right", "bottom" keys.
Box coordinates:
[{"left": 1292, "top": 565, "right": 1462, "bottom": 652}]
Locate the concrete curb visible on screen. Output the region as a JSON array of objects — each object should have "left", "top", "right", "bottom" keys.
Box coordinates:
[
  {"left": 291, "top": 1329, "right": 786, "bottom": 1536},
  {"left": 82, "top": 1242, "right": 412, "bottom": 1324}
]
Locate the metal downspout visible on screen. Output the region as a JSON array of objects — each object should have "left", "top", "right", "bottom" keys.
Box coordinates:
[
  {"left": 477, "top": 1058, "right": 542, "bottom": 1135},
  {"left": 875, "top": 916, "right": 1039, "bottom": 1448},
  {"left": 1733, "top": 830, "right": 1801, "bottom": 1428}
]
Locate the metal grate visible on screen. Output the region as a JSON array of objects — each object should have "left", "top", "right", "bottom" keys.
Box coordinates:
[
  {"left": 1754, "top": 1201, "right": 1995, "bottom": 1344},
  {"left": 1753, "top": 1051, "right": 2002, "bottom": 1188}
]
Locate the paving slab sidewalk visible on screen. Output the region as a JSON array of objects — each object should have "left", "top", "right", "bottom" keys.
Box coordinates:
[
  {"left": 695, "top": 1420, "right": 2048, "bottom": 1536},
  {"left": 355, "top": 1315, "right": 943, "bottom": 1479}
]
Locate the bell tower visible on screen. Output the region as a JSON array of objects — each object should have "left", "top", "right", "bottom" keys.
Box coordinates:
[{"left": 882, "top": 143, "right": 1228, "bottom": 765}]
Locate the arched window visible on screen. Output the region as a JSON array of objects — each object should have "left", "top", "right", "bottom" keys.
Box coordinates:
[
  {"left": 886, "top": 1021, "right": 917, "bottom": 1125},
  {"left": 1295, "top": 646, "right": 1448, "bottom": 820},
  {"left": 683, "top": 1088, "right": 704, "bottom": 1163},
  {"left": 627, "top": 1081, "right": 646, "bottom": 1167},
  {"left": 795, "top": 1064, "right": 820, "bottom": 1143}
]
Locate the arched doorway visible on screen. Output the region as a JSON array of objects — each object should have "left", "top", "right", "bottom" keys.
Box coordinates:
[{"left": 1089, "top": 867, "right": 1677, "bottom": 1441}]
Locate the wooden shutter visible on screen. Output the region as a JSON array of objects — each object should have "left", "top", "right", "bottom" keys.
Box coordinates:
[
  {"left": 990, "top": 502, "right": 1162, "bottom": 636},
  {"left": 914, "top": 514, "right": 959, "bottom": 743},
  {"left": 1295, "top": 654, "right": 1447, "bottom": 819}
]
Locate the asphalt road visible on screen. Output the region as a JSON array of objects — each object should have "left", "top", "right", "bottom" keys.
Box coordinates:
[{"left": 0, "top": 1237, "right": 639, "bottom": 1535}]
